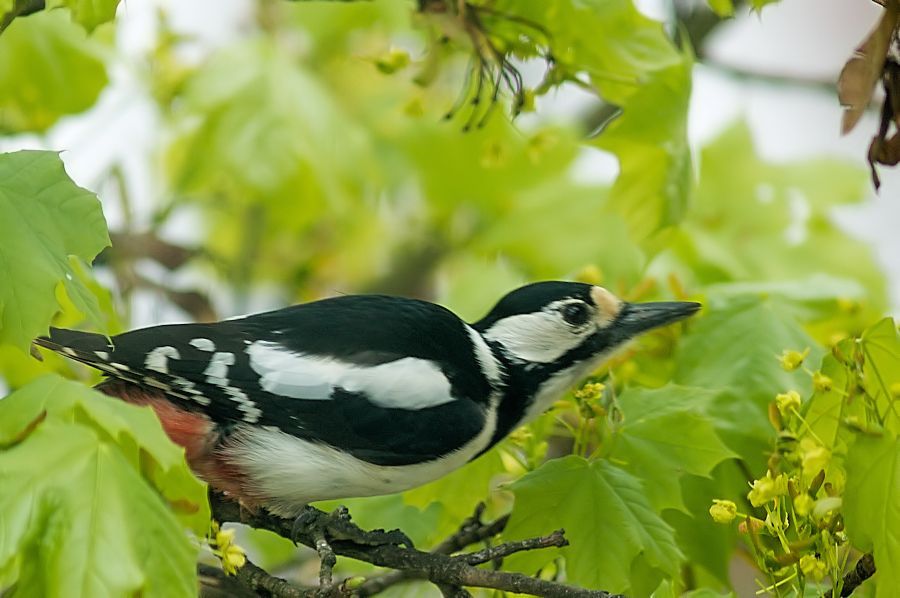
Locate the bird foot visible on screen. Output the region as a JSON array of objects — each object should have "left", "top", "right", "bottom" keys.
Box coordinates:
[
  {"left": 291, "top": 505, "right": 413, "bottom": 548},
  {"left": 291, "top": 505, "right": 413, "bottom": 587}
]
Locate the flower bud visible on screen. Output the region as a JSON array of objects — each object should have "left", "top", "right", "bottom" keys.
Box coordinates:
[
  {"left": 709, "top": 499, "right": 737, "bottom": 524},
  {"left": 343, "top": 577, "right": 367, "bottom": 590},
  {"left": 748, "top": 471, "right": 789, "bottom": 507},
  {"left": 738, "top": 517, "right": 765, "bottom": 534},
  {"left": 223, "top": 545, "right": 246, "bottom": 574},
  {"left": 374, "top": 48, "right": 411, "bottom": 74},
  {"left": 799, "top": 554, "right": 826, "bottom": 581},
  {"left": 775, "top": 390, "right": 802, "bottom": 415},
  {"left": 793, "top": 493, "right": 814, "bottom": 517},
  {"left": 778, "top": 348, "right": 809, "bottom": 371},
  {"left": 799, "top": 437, "right": 830, "bottom": 478},
  {"left": 812, "top": 371, "right": 833, "bottom": 393},
  {"left": 574, "top": 382, "right": 605, "bottom": 402},
  {"left": 813, "top": 496, "right": 842, "bottom": 521}
]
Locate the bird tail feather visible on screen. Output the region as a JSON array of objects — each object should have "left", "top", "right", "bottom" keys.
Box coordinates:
[{"left": 34, "top": 328, "right": 116, "bottom": 370}]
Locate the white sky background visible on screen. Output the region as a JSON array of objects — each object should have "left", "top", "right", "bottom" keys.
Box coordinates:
[
  {"left": 2, "top": 0, "right": 898, "bottom": 326},
  {"left": 699, "top": 0, "right": 900, "bottom": 313}
]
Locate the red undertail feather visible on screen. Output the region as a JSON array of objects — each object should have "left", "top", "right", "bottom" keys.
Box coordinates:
[{"left": 94, "top": 379, "right": 248, "bottom": 500}]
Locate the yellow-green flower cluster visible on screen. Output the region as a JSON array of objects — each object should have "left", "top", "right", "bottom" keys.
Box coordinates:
[
  {"left": 812, "top": 371, "right": 833, "bottom": 392},
  {"left": 775, "top": 390, "right": 801, "bottom": 415},
  {"left": 793, "top": 493, "right": 814, "bottom": 517},
  {"left": 574, "top": 381, "right": 606, "bottom": 420},
  {"left": 574, "top": 381, "right": 605, "bottom": 402},
  {"left": 709, "top": 499, "right": 737, "bottom": 523},
  {"left": 210, "top": 521, "right": 247, "bottom": 575},
  {"left": 778, "top": 348, "right": 810, "bottom": 371},
  {"left": 799, "top": 437, "right": 830, "bottom": 478},
  {"left": 747, "top": 470, "right": 788, "bottom": 507},
  {"left": 799, "top": 554, "right": 827, "bottom": 581}
]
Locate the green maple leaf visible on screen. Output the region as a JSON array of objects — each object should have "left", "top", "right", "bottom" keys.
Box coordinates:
[
  {"left": 0, "top": 375, "right": 209, "bottom": 596},
  {"left": 503, "top": 456, "right": 683, "bottom": 593},
  {"left": 0, "top": 375, "right": 209, "bottom": 532},
  {"left": 611, "top": 385, "right": 737, "bottom": 511},
  {"left": 860, "top": 318, "right": 900, "bottom": 433},
  {"left": 0, "top": 151, "right": 110, "bottom": 349},
  {"left": 804, "top": 339, "right": 870, "bottom": 452},
  {"left": 674, "top": 295, "right": 821, "bottom": 465},
  {"left": 844, "top": 433, "right": 900, "bottom": 598},
  {"left": 0, "top": 423, "right": 197, "bottom": 596},
  {"left": 47, "top": 0, "right": 120, "bottom": 32}
]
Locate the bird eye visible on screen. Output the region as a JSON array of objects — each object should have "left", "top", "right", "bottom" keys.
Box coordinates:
[{"left": 561, "top": 302, "right": 591, "bottom": 326}]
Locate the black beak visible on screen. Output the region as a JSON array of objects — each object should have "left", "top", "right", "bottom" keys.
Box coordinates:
[{"left": 612, "top": 301, "right": 701, "bottom": 341}]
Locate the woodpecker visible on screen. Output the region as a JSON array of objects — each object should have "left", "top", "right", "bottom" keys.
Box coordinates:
[{"left": 36, "top": 281, "right": 699, "bottom": 518}]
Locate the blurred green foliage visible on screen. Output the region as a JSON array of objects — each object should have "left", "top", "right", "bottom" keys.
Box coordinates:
[
  {"left": 0, "top": 10, "right": 108, "bottom": 132},
  {"left": 0, "top": 0, "right": 897, "bottom": 596}
]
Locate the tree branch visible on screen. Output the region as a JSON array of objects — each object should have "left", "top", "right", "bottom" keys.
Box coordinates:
[
  {"left": 201, "top": 561, "right": 321, "bottom": 598},
  {"left": 357, "top": 504, "right": 509, "bottom": 596},
  {"left": 209, "top": 493, "right": 621, "bottom": 598},
  {"left": 840, "top": 553, "right": 876, "bottom": 597},
  {"left": 199, "top": 563, "right": 259, "bottom": 598}
]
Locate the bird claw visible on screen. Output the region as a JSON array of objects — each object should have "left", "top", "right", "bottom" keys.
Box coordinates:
[
  {"left": 291, "top": 505, "right": 415, "bottom": 549},
  {"left": 349, "top": 526, "right": 415, "bottom": 549},
  {"left": 290, "top": 505, "right": 413, "bottom": 590}
]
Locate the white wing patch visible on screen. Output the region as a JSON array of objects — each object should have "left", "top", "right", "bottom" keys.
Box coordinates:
[
  {"left": 204, "top": 351, "right": 235, "bottom": 382},
  {"left": 145, "top": 346, "right": 180, "bottom": 374},
  {"left": 198, "top": 350, "right": 261, "bottom": 422},
  {"left": 190, "top": 338, "right": 216, "bottom": 352},
  {"left": 245, "top": 341, "right": 456, "bottom": 410}
]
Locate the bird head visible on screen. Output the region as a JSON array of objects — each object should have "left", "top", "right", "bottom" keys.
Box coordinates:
[{"left": 473, "top": 281, "right": 700, "bottom": 368}]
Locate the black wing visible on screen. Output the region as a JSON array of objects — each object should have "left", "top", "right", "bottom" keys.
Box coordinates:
[{"left": 38, "top": 295, "right": 495, "bottom": 466}]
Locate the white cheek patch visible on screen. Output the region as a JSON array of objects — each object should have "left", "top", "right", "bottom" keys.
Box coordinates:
[
  {"left": 245, "top": 341, "right": 455, "bottom": 410},
  {"left": 483, "top": 311, "right": 591, "bottom": 363}
]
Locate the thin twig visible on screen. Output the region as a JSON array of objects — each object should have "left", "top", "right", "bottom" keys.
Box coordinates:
[
  {"left": 433, "top": 505, "right": 510, "bottom": 555},
  {"left": 460, "top": 529, "right": 568, "bottom": 566},
  {"left": 358, "top": 502, "right": 510, "bottom": 595}
]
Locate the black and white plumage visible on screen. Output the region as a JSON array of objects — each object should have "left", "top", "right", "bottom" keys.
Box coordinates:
[{"left": 36, "top": 281, "right": 699, "bottom": 517}]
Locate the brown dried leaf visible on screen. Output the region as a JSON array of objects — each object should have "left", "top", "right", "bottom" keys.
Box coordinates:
[
  {"left": 867, "top": 62, "right": 900, "bottom": 188},
  {"left": 838, "top": 0, "right": 900, "bottom": 135},
  {"left": 871, "top": 131, "right": 900, "bottom": 166}
]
